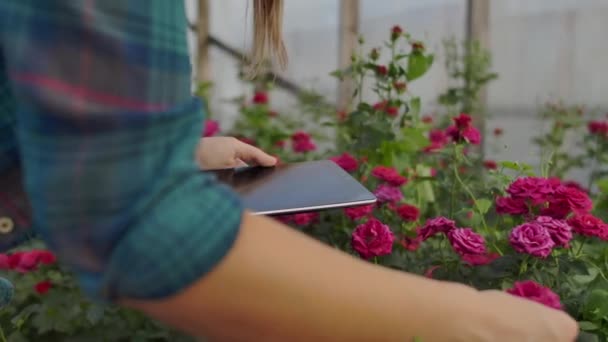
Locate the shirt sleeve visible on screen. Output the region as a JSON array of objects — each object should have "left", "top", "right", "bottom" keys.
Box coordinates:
[{"left": 0, "top": 0, "right": 244, "bottom": 301}]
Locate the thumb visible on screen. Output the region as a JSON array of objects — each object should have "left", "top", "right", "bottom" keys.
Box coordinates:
[{"left": 235, "top": 141, "right": 277, "bottom": 167}]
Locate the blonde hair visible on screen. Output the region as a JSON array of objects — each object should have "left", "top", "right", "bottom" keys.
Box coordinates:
[{"left": 250, "top": 0, "right": 287, "bottom": 75}]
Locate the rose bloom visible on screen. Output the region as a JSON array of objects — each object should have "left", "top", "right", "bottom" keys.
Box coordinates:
[
  {"left": 376, "top": 65, "right": 388, "bottom": 76},
  {"left": 462, "top": 253, "right": 500, "bottom": 266},
  {"left": 534, "top": 216, "right": 573, "bottom": 248},
  {"left": 203, "top": 120, "right": 220, "bottom": 137},
  {"left": 351, "top": 218, "right": 395, "bottom": 259},
  {"left": 506, "top": 280, "right": 563, "bottom": 310},
  {"left": 291, "top": 131, "right": 316, "bottom": 153},
  {"left": 588, "top": 120, "right": 608, "bottom": 136},
  {"left": 399, "top": 235, "right": 421, "bottom": 252},
  {"left": 506, "top": 177, "right": 555, "bottom": 205},
  {"left": 447, "top": 228, "right": 487, "bottom": 256},
  {"left": 7, "top": 250, "right": 56, "bottom": 273},
  {"left": 418, "top": 217, "right": 457, "bottom": 240},
  {"left": 34, "top": 280, "right": 53, "bottom": 295},
  {"left": 386, "top": 106, "right": 399, "bottom": 117},
  {"left": 395, "top": 204, "right": 420, "bottom": 222},
  {"left": 252, "top": 91, "right": 269, "bottom": 104},
  {"left": 453, "top": 113, "right": 473, "bottom": 128},
  {"left": 509, "top": 222, "right": 555, "bottom": 258},
  {"left": 552, "top": 185, "right": 593, "bottom": 214},
  {"left": 373, "top": 100, "right": 388, "bottom": 111},
  {"left": 344, "top": 204, "right": 374, "bottom": 221},
  {"left": 330, "top": 152, "right": 359, "bottom": 173},
  {"left": 446, "top": 125, "right": 481, "bottom": 145},
  {"left": 373, "top": 184, "right": 403, "bottom": 204},
  {"left": 371, "top": 166, "right": 407, "bottom": 186},
  {"left": 495, "top": 196, "right": 529, "bottom": 216},
  {"left": 293, "top": 212, "right": 319, "bottom": 226},
  {"left": 567, "top": 214, "right": 608, "bottom": 239},
  {"left": 391, "top": 25, "right": 403, "bottom": 38},
  {"left": 483, "top": 160, "right": 498, "bottom": 170}
]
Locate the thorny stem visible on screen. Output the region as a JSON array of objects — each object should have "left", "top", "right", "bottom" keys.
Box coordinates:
[{"left": 452, "top": 145, "right": 504, "bottom": 256}]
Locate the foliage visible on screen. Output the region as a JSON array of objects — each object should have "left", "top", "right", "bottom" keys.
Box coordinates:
[
  {"left": 0, "top": 241, "right": 194, "bottom": 342},
  {"left": 2, "top": 26, "right": 607, "bottom": 341}
]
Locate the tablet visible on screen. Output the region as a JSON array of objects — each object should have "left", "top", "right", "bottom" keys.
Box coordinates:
[{"left": 210, "top": 160, "right": 377, "bottom": 215}]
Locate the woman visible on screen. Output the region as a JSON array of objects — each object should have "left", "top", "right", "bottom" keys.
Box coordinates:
[{"left": 0, "top": 1, "right": 577, "bottom": 341}]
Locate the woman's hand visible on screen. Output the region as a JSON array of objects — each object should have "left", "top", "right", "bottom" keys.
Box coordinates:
[{"left": 195, "top": 137, "right": 277, "bottom": 170}]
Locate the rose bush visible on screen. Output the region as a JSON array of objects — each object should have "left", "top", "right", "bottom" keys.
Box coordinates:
[{"left": 2, "top": 27, "right": 607, "bottom": 341}]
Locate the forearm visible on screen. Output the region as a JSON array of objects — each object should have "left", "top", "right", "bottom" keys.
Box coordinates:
[{"left": 122, "top": 212, "right": 480, "bottom": 341}]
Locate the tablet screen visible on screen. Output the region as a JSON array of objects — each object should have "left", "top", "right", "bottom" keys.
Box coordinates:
[{"left": 210, "top": 160, "right": 376, "bottom": 215}]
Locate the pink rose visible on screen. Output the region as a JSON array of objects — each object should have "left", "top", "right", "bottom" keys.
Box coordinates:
[
  {"left": 495, "top": 196, "right": 528, "bottom": 215},
  {"left": 424, "top": 129, "right": 448, "bottom": 152},
  {"left": 461, "top": 126, "right": 481, "bottom": 145},
  {"left": 534, "top": 216, "right": 573, "bottom": 248},
  {"left": 373, "top": 184, "right": 403, "bottom": 204},
  {"left": 293, "top": 212, "right": 319, "bottom": 226},
  {"left": 447, "top": 228, "right": 487, "bottom": 256},
  {"left": 567, "top": 214, "right": 608, "bottom": 239},
  {"left": 7, "top": 250, "right": 56, "bottom": 273},
  {"left": 509, "top": 222, "right": 555, "bottom": 258},
  {"left": 507, "top": 177, "right": 555, "bottom": 205},
  {"left": 395, "top": 204, "right": 420, "bottom": 222},
  {"left": 506, "top": 280, "right": 563, "bottom": 310},
  {"left": 371, "top": 166, "right": 407, "bottom": 186},
  {"left": 291, "top": 131, "right": 316, "bottom": 153},
  {"left": 418, "top": 217, "right": 457, "bottom": 240},
  {"left": 541, "top": 200, "right": 571, "bottom": 219},
  {"left": 344, "top": 205, "right": 374, "bottom": 221},
  {"left": 351, "top": 218, "right": 395, "bottom": 259},
  {"left": 462, "top": 253, "right": 500, "bottom": 266},
  {"left": 330, "top": 153, "right": 359, "bottom": 173},
  {"left": 203, "top": 120, "right": 220, "bottom": 137}
]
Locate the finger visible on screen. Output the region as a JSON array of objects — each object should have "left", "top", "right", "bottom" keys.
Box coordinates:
[
  {"left": 235, "top": 159, "right": 248, "bottom": 168},
  {"left": 235, "top": 141, "right": 277, "bottom": 167}
]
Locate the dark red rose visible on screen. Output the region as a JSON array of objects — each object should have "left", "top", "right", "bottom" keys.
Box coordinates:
[
  {"left": 371, "top": 166, "right": 408, "bottom": 186},
  {"left": 567, "top": 214, "right": 607, "bottom": 239},
  {"left": 376, "top": 65, "right": 388, "bottom": 76},
  {"left": 34, "top": 280, "right": 52, "bottom": 295},
  {"left": 386, "top": 106, "right": 399, "bottom": 117},
  {"left": 588, "top": 120, "right": 608, "bottom": 136},
  {"left": 252, "top": 91, "right": 269, "bottom": 104},
  {"left": 483, "top": 160, "right": 498, "bottom": 170},
  {"left": 395, "top": 204, "right": 420, "bottom": 222}
]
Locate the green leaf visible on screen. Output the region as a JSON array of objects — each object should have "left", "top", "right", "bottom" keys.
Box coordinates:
[
  {"left": 499, "top": 161, "right": 533, "bottom": 172},
  {"left": 7, "top": 331, "right": 28, "bottom": 342},
  {"left": 577, "top": 331, "right": 600, "bottom": 342},
  {"left": 578, "top": 321, "right": 599, "bottom": 331},
  {"left": 595, "top": 177, "right": 608, "bottom": 194},
  {"left": 410, "top": 97, "right": 421, "bottom": 118},
  {"left": 584, "top": 289, "right": 608, "bottom": 320},
  {"left": 86, "top": 304, "right": 105, "bottom": 325},
  {"left": 407, "top": 53, "right": 434, "bottom": 81},
  {"left": 474, "top": 198, "right": 492, "bottom": 215},
  {"left": 401, "top": 127, "right": 430, "bottom": 152}
]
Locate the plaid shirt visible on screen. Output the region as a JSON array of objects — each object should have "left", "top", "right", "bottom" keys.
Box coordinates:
[{"left": 0, "top": 1, "right": 243, "bottom": 301}]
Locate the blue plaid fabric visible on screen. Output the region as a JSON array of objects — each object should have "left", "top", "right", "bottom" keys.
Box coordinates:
[{"left": 0, "top": 0, "right": 243, "bottom": 301}]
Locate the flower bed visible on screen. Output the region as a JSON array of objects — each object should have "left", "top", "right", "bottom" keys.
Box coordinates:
[{"left": 1, "top": 27, "right": 607, "bottom": 341}]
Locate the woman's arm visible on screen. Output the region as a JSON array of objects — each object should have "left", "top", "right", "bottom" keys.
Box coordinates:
[{"left": 124, "top": 212, "right": 578, "bottom": 342}]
